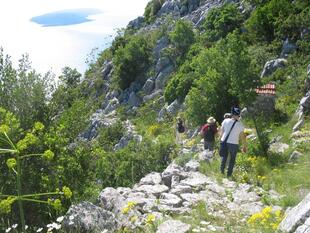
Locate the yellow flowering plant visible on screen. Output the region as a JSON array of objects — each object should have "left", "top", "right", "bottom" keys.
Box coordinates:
[
  {"left": 248, "top": 206, "right": 283, "bottom": 231},
  {"left": 0, "top": 123, "right": 73, "bottom": 232}
]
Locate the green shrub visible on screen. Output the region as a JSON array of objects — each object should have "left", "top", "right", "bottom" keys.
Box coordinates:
[
  {"left": 245, "top": 0, "right": 292, "bottom": 43},
  {"left": 144, "top": 0, "right": 165, "bottom": 24},
  {"left": 113, "top": 35, "right": 152, "bottom": 90},
  {"left": 96, "top": 136, "right": 176, "bottom": 188},
  {"left": 201, "top": 3, "right": 244, "bottom": 42},
  {"left": 169, "top": 19, "right": 196, "bottom": 62}
]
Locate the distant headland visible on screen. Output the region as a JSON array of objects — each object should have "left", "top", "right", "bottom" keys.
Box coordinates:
[{"left": 31, "top": 8, "right": 102, "bottom": 27}]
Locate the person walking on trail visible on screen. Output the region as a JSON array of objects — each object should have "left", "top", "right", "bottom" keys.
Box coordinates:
[
  {"left": 219, "top": 107, "right": 247, "bottom": 177},
  {"left": 200, "top": 117, "right": 218, "bottom": 152},
  {"left": 176, "top": 117, "right": 185, "bottom": 145}
]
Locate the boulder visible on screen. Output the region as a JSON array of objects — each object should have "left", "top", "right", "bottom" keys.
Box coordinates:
[
  {"left": 80, "top": 110, "right": 117, "bottom": 140},
  {"left": 154, "top": 36, "right": 169, "bottom": 60},
  {"left": 63, "top": 201, "right": 117, "bottom": 233},
  {"left": 261, "top": 58, "right": 287, "bottom": 78},
  {"left": 103, "top": 97, "right": 120, "bottom": 114},
  {"left": 184, "top": 160, "right": 200, "bottom": 172},
  {"left": 180, "top": 172, "right": 212, "bottom": 189},
  {"left": 269, "top": 142, "right": 289, "bottom": 154},
  {"left": 279, "top": 192, "right": 310, "bottom": 233},
  {"left": 127, "top": 16, "right": 144, "bottom": 30},
  {"left": 295, "top": 217, "right": 310, "bottom": 233},
  {"left": 156, "top": 57, "right": 172, "bottom": 73},
  {"left": 155, "top": 65, "right": 174, "bottom": 90},
  {"left": 281, "top": 38, "right": 297, "bottom": 57},
  {"left": 300, "top": 94, "right": 310, "bottom": 110},
  {"left": 143, "top": 90, "right": 163, "bottom": 102},
  {"left": 293, "top": 118, "right": 305, "bottom": 132},
  {"left": 142, "top": 78, "right": 155, "bottom": 95},
  {"left": 134, "top": 184, "right": 169, "bottom": 198},
  {"left": 159, "top": 193, "right": 183, "bottom": 207},
  {"left": 98, "top": 188, "right": 126, "bottom": 214},
  {"left": 101, "top": 60, "right": 113, "bottom": 79},
  {"left": 139, "top": 172, "right": 162, "bottom": 185},
  {"left": 166, "top": 99, "right": 182, "bottom": 115},
  {"left": 128, "top": 92, "right": 142, "bottom": 107},
  {"left": 156, "top": 220, "right": 191, "bottom": 233},
  {"left": 157, "top": 0, "right": 181, "bottom": 17},
  {"left": 289, "top": 150, "right": 303, "bottom": 162},
  {"left": 162, "top": 163, "right": 185, "bottom": 187}
]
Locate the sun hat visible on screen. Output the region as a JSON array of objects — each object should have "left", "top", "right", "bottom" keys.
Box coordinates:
[
  {"left": 207, "top": 117, "right": 216, "bottom": 124},
  {"left": 223, "top": 113, "right": 232, "bottom": 118}
]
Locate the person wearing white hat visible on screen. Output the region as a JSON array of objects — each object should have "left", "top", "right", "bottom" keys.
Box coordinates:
[{"left": 200, "top": 116, "right": 218, "bottom": 152}]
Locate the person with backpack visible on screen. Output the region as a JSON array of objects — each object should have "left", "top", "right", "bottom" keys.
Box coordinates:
[
  {"left": 219, "top": 106, "right": 247, "bottom": 177},
  {"left": 176, "top": 117, "right": 185, "bottom": 145},
  {"left": 200, "top": 117, "right": 218, "bottom": 152}
]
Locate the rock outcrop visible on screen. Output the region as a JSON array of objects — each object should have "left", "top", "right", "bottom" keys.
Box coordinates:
[
  {"left": 293, "top": 64, "right": 310, "bottom": 132},
  {"left": 279, "top": 193, "right": 310, "bottom": 233}
]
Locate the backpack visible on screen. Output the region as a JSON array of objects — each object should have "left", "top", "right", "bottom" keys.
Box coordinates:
[
  {"left": 201, "top": 124, "right": 216, "bottom": 141},
  {"left": 177, "top": 121, "right": 185, "bottom": 133}
]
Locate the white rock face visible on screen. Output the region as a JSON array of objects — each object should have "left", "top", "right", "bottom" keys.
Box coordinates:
[
  {"left": 156, "top": 220, "right": 191, "bottom": 233},
  {"left": 279, "top": 193, "right": 310, "bottom": 233}
]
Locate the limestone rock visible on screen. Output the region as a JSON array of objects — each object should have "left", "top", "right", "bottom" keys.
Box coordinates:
[
  {"left": 281, "top": 38, "right": 297, "bottom": 57},
  {"left": 184, "top": 160, "right": 200, "bottom": 172},
  {"left": 162, "top": 163, "right": 185, "bottom": 187},
  {"left": 142, "top": 78, "right": 155, "bottom": 95},
  {"left": 279, "top": 192, "right": 310, "bottom": 233},
  {"left": 157, "top": 0, "right": 181, "bottom": 17},
  {"left": 127, "top": 16, "right": 144, "bottom": 30},
  {"left": 155, "top": 65, "right": 174, "bottom": 90},
  {"left": 128, "top": 92, "right": 142, "bottom": 107},
  {"left": 139, "top": 172, "right": 162, "bottom": 185},
  {"left": 154, "top": 36, "right": 169, "bottom": 60},
  {"left": 156, "top": 220, "right": 191, "bottom": 233},
  {"left": 63, "top": 201, "right": 117, "bottom": 233},
  {"left": 134, "top": 184, "right": 169, "bottom": 198},
  {"left": 269, "top": 142, "right": 289, "bottom": 154},
  {"left": 289, "top": 151, "right": 303, "bottom": 162},
  {"left": 261, "top": 58, "right": 287, "bottom": 78},
  {"left": 98, "top": 187, "right": 125, "bottom": 214}
]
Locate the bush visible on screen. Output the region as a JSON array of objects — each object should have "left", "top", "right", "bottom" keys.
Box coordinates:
[
  {"left": 201, "top": 3, "right": 244, "bottom": 42},
  {"left": 96, "top": 136, "right": 176, "bottom": 187},
  {"left": 164, "top": 61, "right": 197, "bottom": 104},
  {"left": 169, "top": 19, "right": 196, "bottom": 62},
  {"left": 113, "top": 35, "right": 152, "bottom": 90},
  {"left": 144, "top": 0, "right": 165, "bottom": 24},
  {"left": 245, "top": 0, "right": 292, "bottom": 43}
]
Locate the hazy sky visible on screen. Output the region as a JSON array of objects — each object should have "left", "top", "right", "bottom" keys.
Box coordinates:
[{"left": 0, "top": 0, "right": 150, "bottom": 76}]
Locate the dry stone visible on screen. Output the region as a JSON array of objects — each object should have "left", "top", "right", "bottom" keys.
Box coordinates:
[{"left": 156, "top": 220, "right": 191, "bottom": 233}]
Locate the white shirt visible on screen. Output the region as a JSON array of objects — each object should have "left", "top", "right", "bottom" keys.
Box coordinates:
[{"left": 220, "top": 118, "right": 244, "bottom": 145}]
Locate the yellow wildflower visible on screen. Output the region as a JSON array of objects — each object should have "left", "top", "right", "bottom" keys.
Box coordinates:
[{"left": 145, "top": 214, "right": 156, "bottom": 225}]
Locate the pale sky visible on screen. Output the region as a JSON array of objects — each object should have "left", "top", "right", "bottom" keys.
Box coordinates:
[{"left": 0, "top": 0, "right": 150, "bottom": 76}]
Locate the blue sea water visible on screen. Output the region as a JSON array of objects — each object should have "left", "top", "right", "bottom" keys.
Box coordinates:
[{"left": 31, "top": 8, "right": 102, "bottom": 27}]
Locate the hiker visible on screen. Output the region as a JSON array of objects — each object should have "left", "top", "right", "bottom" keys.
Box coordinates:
[
  {"left": 176, "top": 117, "right": 185, "bottom": 145},
  {"left": 200, "top": 117, "right": 218, "bottom": 152},
  {"left": 219, "top": 106, "right": 247, "bottom": 177}
]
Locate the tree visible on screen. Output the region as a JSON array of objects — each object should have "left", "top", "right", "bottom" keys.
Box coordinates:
[
  {"left": 185, "top": 32, "right": 259, "bottom": 125},
  {"left": 0, "top": 49, "right": 54, "bottom": 129}
]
